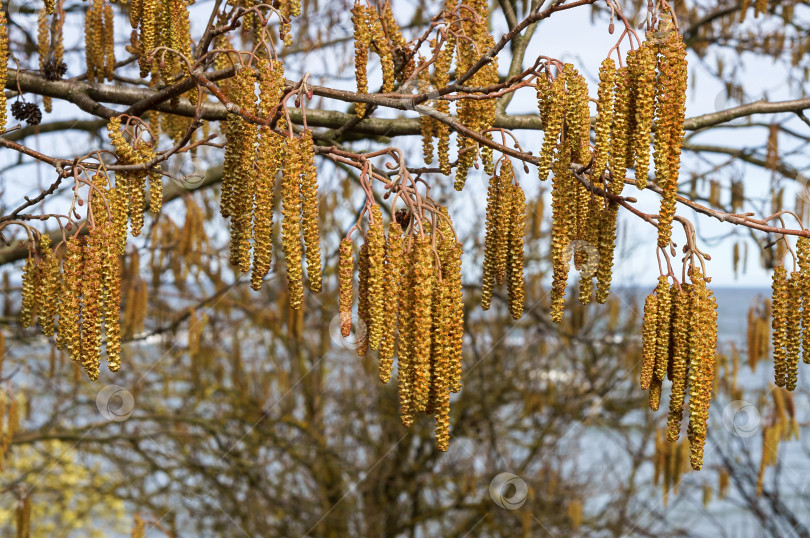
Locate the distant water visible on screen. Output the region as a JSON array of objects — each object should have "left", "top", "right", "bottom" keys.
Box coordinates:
[{"left": 712, "top": 287, "right": 771, "bottom": 342}]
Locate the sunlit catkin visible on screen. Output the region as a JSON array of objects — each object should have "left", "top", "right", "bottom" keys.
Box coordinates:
[
  {"left": 654, "top": 276, "right": 671, "bottom": 383},
  {"left": 799, "top": 237, "right": 810, "bottom": 364},
  {"left": 411, "top": 235, "right": 434, "bottom": 412},
  {"left": 667, "top": 283, "right": 691, "bottom": 442},
  {"left": 506, "top": 183, "right": 526, "bottom": 320},
  {"left": 367, "top": 204, "right": 386, "bottom": 350},
  {"left": 550, "top": 141, "right": 574, "bottom": 322},
  {"left": 537, "top": 72, "right": 566, "bottom": 182},
  {"left": 772, "top": 265, "right": 788, "bottom": 387},
  {"left": 0, "top": 11, "right": 8, "bottom": 132},
  {"left": 20, "top": 256, "right": 36, "bottom": 328},
  {"left": 357, "top": 243, "right": 370, "bottom": 356},
  {"left": 398, "top": 235, "right": 415, "bottom": 427},
  {"left": 300, "top": 130, "right": 322, "bottom": 293},
  {"left": 352, "top": 3, "right": 370, "bottom": 117},
  {"left": 282, "top": 135, "right": 304, "bottom": 309},
  {"left": 592, "top": 58, "right": 616, "bottom": 183},
  {"left": 338, "top": 238, "right": 354, "bottom": 338},
  {"left": 379, "top": 223, "right": 403, "bottom": 383},
  {"left": 608, "top": 66, "right": 631, "bottom": 185},
  {"left": 785, "top": 271, "right": 801, "bottom": 390},
  {"left": 631, "top": 42, "right": 657, "bottom": 189},
  {"left": 37, "top": 235, "right": 59, "bottom": 337},
  {"left": 640, "top": 291, "right": 658, "bottom": 390}
]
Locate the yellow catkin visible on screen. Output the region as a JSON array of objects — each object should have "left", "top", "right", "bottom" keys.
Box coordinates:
[
  {"left": 631, "top": 42, "right": 657, "bottom": 189},
  {"left": 37, "top": 235, "right": 59, "bottom": 337},
  {"left": 799, "top": 237, "right": 810, "bottom": 364},
  {"left": 654, "top": 276, "right": 671, "bottom": 382},
  {"left": 398, "top": 235, "right": 415, "bottom": 427},
  {"left": 506, "top": 182, "right": 526, "bottom": 320},
  {"left": 608, "top": 66, "right": 631, "bottom": 186},
  {"left": 435, "top": 36, "right": 454, "bottom": 175},
  {"left": 102, "top": 226, "right": 122, "bottom": 372},
  {"left": 37, "top": 10, "right": 52, "bottom": 112},
  {"left": 20, "top": 256, "right": 37, "bottom": 328},
  {"left": 772, "top": 265, "right": 788, "bottom": 387},
  {"left": 654, "top": 29, "right": 688, "bottom": 250},
  {"left": 338, "top": 238, "right": 354, "bottom": 338},
  {"left": 537, "top": 72, "right": 566, "bottom": 182},
  {"left": 251, "top": 59, "right": 286, "bottom": 291},
  {"left": 592, "top": 58, "right": 616, "bottom": 184},
  {"left": 367, "top": 205, "right": 386, "bottom": 350},
  {"left": 357, "top": 243, "right": 370, "bottom": 356},
  {"left": 481, "top": 163, "right": 505, "bottom": 310},
  {"left": 226, "top": 68, "right": 259, "bottom": 273},
  {"left": 58, "top": 239, "right": 83, "bottom": 357},
  {"left": 102, "top": 0, "right": 115, "bottom": 80},
  {"left": 411, "top": 235, "right": 434, "bottom": 413},
  {"left": 640, "top": 291, "right": 658, "bottom": 390},
  {"left": 367, "top": 5, "right": 395, "bottom": 93},
  {"left": 494, "top": 161, "right": 514, "bottom": 286},
  {"left": 351, "top": 3, "right": 370, "bottom": 117},
  {"left": 550, "top": 140, "right": 574, "bottom": 322},
  {"left": 667, "top": 283, "right": 691, "bottom": 442},
  {"left": 687, "top": 267, "right": 718, "bottom": 470},
  {"left": 785, "top": 271, "right": 802, "bottom": 390},
  {"left": 649, "top": 377, "right": 662, "bottom": 411},
  {"left": 594, "top": 199, "right": 619, "bottom": 304},
  {"left": 379, "top": 223, "right": 403, "bottom": 383},
  {"left": 281, "top": 135, "right": 304, "bottom": 309},
  {"left": 0, "top": 11, "right": 8, "bottom": 132},
  {"left": 80, "top": 232, "right": 103, "bottom": 380},
  {"left": 300, "top": 130, "right": 322, "bottom": 293}
]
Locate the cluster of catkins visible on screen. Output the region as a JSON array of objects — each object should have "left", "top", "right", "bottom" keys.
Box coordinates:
[
  {"left": 221, "top": 60, "right": 321, "bottom": 304},
  {"left": 129, "top": 0, "right": 193, "bottom": 82},
  {"left": 38, "top": 4, "right": 67, "bottom": 113},
  {"left": 640, "top": 268, "right": 718, "bottom": 470},
  {"left": 652, "top": 426, "right": 691, "bottom": 504},
  {"left": 542, "top": 62, "right": 620, "bottom": 322},
  {"left": 21, "top": 216, "right": 123, "bottom": 380},
  {"left": 351, "top": 1, "right": 414, "bottom": 117},
  {"left": 84, "top": 0, "right": 116, "bottom": 84},
  {"left": 541, "top": 18, "right": 687, "bottom": 322},
  {"left": 480, "top": 158, "right": 526, "bottom": 319},
  {"left": 338, "top": 205, "right": 463, "bottom": 451},
  {"left": 746, "top": 297, "right": 771, "bottom": 368},
  {"left": 770, "top": 237, "right": 810, "bottom": 391}
]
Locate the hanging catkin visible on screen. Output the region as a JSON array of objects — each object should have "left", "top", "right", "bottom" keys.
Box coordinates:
[{"left": 367, "top": 204, "right": 386, "bottom": 350}]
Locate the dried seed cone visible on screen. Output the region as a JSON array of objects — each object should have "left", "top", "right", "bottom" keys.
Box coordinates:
[
  {"left": 411, "top": 235, "right": 434, "bottom": 413},
  {"left": 338, "top": 238, "right": 354, "bottom": 338},
  {"left": 281, "top": 136, "right": 304, "bottom": 309},
  {"left": 300, "top": 130, "right": 322, "bottom": 293},
  {"left": 537, "top": 73, "right": 566, "bottom": 182},
  {"left": 654, "top": 276, "right": 671, "bottom": 382},
  {"left": 640, "top": 291, "right": 658, "bottom": 390},
  {"left": 772, "top": 265, "right": 788, "bottom": 387},
  {"left": 506, "top": 183, "right": 526, "bottom": 320},
  {"left": 785, "top": 272, "right": 801, "bottom": 390},
  {"left": 592, "top": 58, "right": 616, "bottom": 184},
  {"left": 379, "top": 224, "right": 403, "bottom": 383},
  {"left": 631, "top": 43, "right": 657, "bottom": 189},
  {"left": 667, "top": 283, "right": 691, "bottom": 442},
  {"left": 37, "top": 235, "right": 60, "bottom": 337},
  {"left": 367, "top": 205, "right": 386, "bottom": 350}
]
